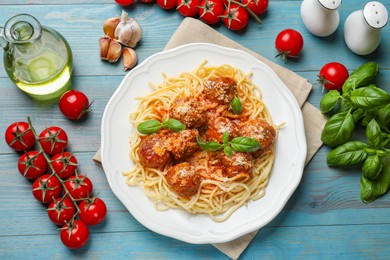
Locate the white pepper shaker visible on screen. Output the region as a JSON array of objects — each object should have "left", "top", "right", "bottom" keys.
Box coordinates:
[
  {"left": 344, "top": 1, "right": 388, "bottom": 55},
  {"left": 301, "top": 0, "right": 342, "bottom": 37}
]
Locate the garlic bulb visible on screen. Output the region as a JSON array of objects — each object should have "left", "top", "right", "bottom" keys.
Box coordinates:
[{"left": 114, "top": 10, "right": 142, "bottom": 48}]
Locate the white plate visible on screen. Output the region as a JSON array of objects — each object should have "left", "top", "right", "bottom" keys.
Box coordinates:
[{"left": 101, "top": 43, "right": 307, "bottom": 244}]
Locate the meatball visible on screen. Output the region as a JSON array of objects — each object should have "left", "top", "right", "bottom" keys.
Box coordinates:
[
  {"left": 203, "top": 77, "right": 237, "bottom": 105},
  {"left": 164, "top": 129, "right": 199, "bottom": 162},
  {"left": 205, "top": 117, "right": 239, "bottom": 143},
  {"left": 240, "top": 119, "right": 276, "bottom": 157},
  {"left": 169, "top": 97, "right": 207, "bottom": 128},
  {"left": 165, "top": 162, "right": 200, "bottom": 198},
  {"left": 137, "top": 134, "right": 170, "bottom": 168},
  {"left": 220, "top": 152, "right": 254, "bottom": 178}
]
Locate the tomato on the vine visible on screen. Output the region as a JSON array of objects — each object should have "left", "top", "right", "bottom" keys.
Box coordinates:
[
  {"left": 60, "top": 220, "right": 89, "bottom": 249},
  {"left": 39, "top": 126, "right": 68, "bottom": 155},
  {"left": 275, "top": 29, "right": 304, "bottom": 61},
  {"left": 5, "top": 121, "right": 35, "bottom": 152},
  {"left": 115, "top": 0, "right": 135, "bottom": 6},
  {"left": 318, "top": 62, "right": 349, "bottom": 91},
  {"left": 48, "top": 197, "right": 76, "bottom": 226},
  {"left": 51, "top": 151, "right": 78, "bottom": 179},
  {"left": 18, "top": 151, "right": 48, "bottom": 180},
  {"left": 79, "top": 197, "right": 107, "bottom": 226},
  {"left": 177, "top": 0, "right": 200, "bottom": 17},
  {"left": 32, "top": 174, "right": 62, "bottom": 204},
  {"left": 59, "top": 90, "right": 91, "bottom": 120},
  {"left": 199, "top": 0, "right": 224, "bottom": 25},
  {"left": 65, "top": 174, "right": 93, "bottom": 200},
  {"left": 242, "top": 0, "right": 268, "bottom": 16},
  {"left": 223, "top": 3, "right": 249, "bottom": 31},
  {"left": 156, "top": 0, "right": 177, "bottom": 9}
]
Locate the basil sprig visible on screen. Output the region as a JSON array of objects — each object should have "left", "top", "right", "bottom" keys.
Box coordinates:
[
  {"left": 320, "top": 61, "right": 390, "bottom": 204},
  {"left": 196, "top": 132, "right": 261, "bottom": 156},
  {"left": 137, "top": 118, "right": 186, "bottom": 134},
  {"left": 231, "top": 96, "right": 242, "bottom": 114}
]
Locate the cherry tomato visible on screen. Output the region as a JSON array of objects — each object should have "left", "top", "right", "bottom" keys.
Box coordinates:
[
  {"left": 79, "top": 197, "right": 107, "bottom": 226},
  {"left": 48, "top": 197, "right": 76, "bottom": 226},
  {"left": 156, "top": 0, "right": 177, "bottom": 9},
  {"left": 5, "top": 121, "right": 35, "bottom": 152},
  {"left": 60, "top": 220, "right": 89, "bottom": 249},
  {"left": 177, "top": 0, "right": 200, "bottom": 17},
  {"left": 39, "top": 126, "right": 68, "bottom": 155},
  {"left": 32, "top": 174, "right": 62, "bottom": 204},
  {"left": 199, "top": 0, "right": 224, "bottom": 25},
  {"left": 59, "top": 90, "right": 91, "bottom": 120},
  {"left": 223, "top": 3, "right": 249, "bottom": 31},
  {"left": 275, "top": 29, "right": 304, "bottom": 61},
  {"left": 318, "top": 62, "right": 349, "bottom": 91},
  {"left": 65, "top": 174, "right": 93, "bottom": 200},
  {"left": 18, "top": 151, "right": 48, "bottom": 180},
  {"left": 242, "top": 0, "right": 268, "bottom": 16},
  {"left": 115, "top": 0, "right": 135, "bottom": 6},
  {"left": 51, "top": 152, "right": 78, "bottom": 179}
]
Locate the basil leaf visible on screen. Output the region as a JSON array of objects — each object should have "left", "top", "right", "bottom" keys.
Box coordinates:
[
  {"left": 366, "top": 119, "right": 382, "bottom": 149},
  {"left": 327, "top": 141, "right": 368, "bottom": 166},
  {"left": 352, "top": 108, "right": 365, "bottom": 123},
  {"left": 231, "top": 96, "right": 242, "bottom": 115},
  {"left": 224, "top": 145, "right": 233, "bottom": 157},
  {"left": 196, "top": 135, "right": 223, "bottom": 151},
  {"left": 335, "top": 98, "right": 351, "bottom": 114},
  {"left": 350, "top": 85, "right": 390, "bottom": 109},
  {"left": 360, "top": 155, "right": 390, "bottom": 203},
  {"left": 222, "top": 132, "right": 230, "bottom": 145},
  {"left": 342, "top": 62, "right": 378, "bottom": 93},
  {"left": 230, "top": 137, "right": 261, "bottom": 153},
  {"left": 321, "top": 111, "right": 355, "bottom": 147},
  {"left": 320, "top": 90, "right": 341, "bottom": 114},
  {"left": 375, "top": 104, "right": 390, "bottom": 132},
  {"left": 163, "top": 118, "right": 186, "bottom": 132},
  {"left": 362, "top": 155, "right": 382, "bottom": 180},
  {"left": 137, "top": 120, "right": 162, "bottom": 134}
]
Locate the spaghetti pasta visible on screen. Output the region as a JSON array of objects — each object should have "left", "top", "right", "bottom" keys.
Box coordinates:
[{"left": 124, "top": 61, "right": 277, "bottom": 222}]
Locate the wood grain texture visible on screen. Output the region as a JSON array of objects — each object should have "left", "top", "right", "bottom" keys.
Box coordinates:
[{"left": 0, "top": 0, "right": 389, "bottom": 259}]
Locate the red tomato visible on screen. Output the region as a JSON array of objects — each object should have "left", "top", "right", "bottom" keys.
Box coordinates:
[
  {"left": 199, "top": 0, "right": 224, "bottom": 25},
  {"left": 65, "top": 174, "right": 93, "bottom": 200},
  {"left": 60, "top": 220, "right": 89, "bottom": 249},
  {"left": 79, "top": 197, "right": 107, "bottom": 226},
  {"left": 51, "top": 152, "right": 78, "bottom": 179},
  {"left": 275, "top": 29, "right": 304, "bottom": 61},
  {"left": 223, "top": 4, "right": 249, "bottom": 31},
  {"left": 156, "top": 0, "right": 177, "bottom": 9},
  {"left": 5, "top": 121, "right": 35, "bottom": 152},
  {"left": 318, "top": 62, "right": 349, "bottom": 91},
  {"left": 38, "top": 126, "right": 68, "bottom": 155},
  {"left": 18, "top": 151, "right": 48, "bottom": 180},
  {"left": 59, "top": 90, "right": 91, "bottom": 120},
  {"left": 242, "top": 0, "right": 268, "bottom": 16},
  {"left": 32, "top": 174, "right": 62, "bottom": 204},
  {"left": 115, "top": 0, "right": 135, "bottom": 6},
  {"left": 48, "top": 198, "right": 76, "bottom": 226},
  {"left": 177, "top": 0, "right": 200, "bottom": 17}
]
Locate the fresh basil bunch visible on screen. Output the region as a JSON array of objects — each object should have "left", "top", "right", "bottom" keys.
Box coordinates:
[
  {"left": 196, "top": 132, "right": 261, "bottom": 156},
  {"left": 319, "top": 62, "right": 390, "bottom": 203}
]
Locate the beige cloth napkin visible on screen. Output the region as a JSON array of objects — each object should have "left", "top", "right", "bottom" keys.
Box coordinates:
[{"left": 93, "top": 17, "right": 327, "bottom": 259}]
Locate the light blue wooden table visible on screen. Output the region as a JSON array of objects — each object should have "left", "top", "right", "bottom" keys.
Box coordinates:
[{"left": 0, "top": 0, "right": 389, "bottom": 259}]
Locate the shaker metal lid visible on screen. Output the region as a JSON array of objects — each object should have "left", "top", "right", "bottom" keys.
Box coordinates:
[
  {"left": 318, "top": 0, "right": 342, "bottom": 10},
  {"left": 364, "top": 1, "right": 388, "bottom": 29}
]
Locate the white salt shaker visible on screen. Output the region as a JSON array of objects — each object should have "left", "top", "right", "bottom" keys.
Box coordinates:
[
  {"left": 301, "top": 0, "right": 342, "bottom": 37},
  {"left": 344, "top": 1, "right": 388, "bottom": 55}
]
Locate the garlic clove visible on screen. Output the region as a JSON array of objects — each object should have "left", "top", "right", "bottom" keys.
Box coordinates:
[
  {"left": 114, "top": 10, "right": 142, "bottom": 48},
  {"left": 103, "top": 17, "right": 120, "bottom": 39},
  {"left": 122, "top": 47, "right": 138, "bottom": 71},
  {"left": 99, "top": 36, "right": 111, "bottom": 60},
  {"left": 107, "top": 39, "right": 122, "bottom": 63}
]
